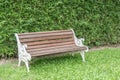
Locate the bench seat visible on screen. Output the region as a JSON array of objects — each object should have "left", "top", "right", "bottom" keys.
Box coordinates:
[{"left": 28, "top": 45, "right": 86, "bottom": 56}]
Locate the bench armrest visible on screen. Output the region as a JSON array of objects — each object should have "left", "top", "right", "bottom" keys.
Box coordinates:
[
  {"left": 71, "top": 29, "right": 89, "bottom": 52},
  {"left": 76, "top": 38, "right": 89, "bottom": 52}
]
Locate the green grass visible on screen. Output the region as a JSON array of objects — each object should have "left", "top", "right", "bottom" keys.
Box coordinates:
[{"left": 0, "top": 48, "right": 120, "bottom": 80}]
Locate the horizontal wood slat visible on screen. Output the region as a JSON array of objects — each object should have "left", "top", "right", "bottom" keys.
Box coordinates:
[
  {"left": 19, "top": 31, "right": 72, "bottom": 39},
  {"left": 29, "top": 46, "right": 86, "bottom": 56},
  {"left": 27, "top": 44, "right": 76, "bottom": 52},
  {"left": 27, "top": 41, "right": 74, "bottom": 50},
  {"left": 20, "top": 35, "right": 73, "bottom": 43},
  {"left": 24, "top": 38, "right": 74, "bottom": 46},
  {"left": 18, "top": 30, "right": 71, "bottom": 36}
]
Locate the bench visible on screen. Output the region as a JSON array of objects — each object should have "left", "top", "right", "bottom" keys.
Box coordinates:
[{"left": 15, "top": 29, "right": 88, "bottom": 72}]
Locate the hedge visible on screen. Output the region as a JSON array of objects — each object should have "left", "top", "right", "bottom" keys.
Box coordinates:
[{"left": 0, "top": 0, "right": 120, "bottom": 57}]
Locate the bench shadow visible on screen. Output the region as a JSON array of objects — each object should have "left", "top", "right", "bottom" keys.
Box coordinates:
[{"left": 30, "top": 53, "right": 82, "bottom": 68}]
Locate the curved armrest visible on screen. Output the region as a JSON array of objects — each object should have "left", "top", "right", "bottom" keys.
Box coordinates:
[
  {"left": 71, "top": 28, "right": 89, "bottom": 52},
  {"left": 76, "top": 38, "right": 89, "bottom": 52}
]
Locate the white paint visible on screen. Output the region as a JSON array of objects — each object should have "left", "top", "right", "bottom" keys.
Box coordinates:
[
  {"left": 15, "top": 34, "right": 31, "bottom": 72},
  {"left": 71, "top": 29, "right": 89, "bottom": 61}
]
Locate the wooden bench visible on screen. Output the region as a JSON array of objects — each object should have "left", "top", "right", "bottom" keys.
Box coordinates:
[{"left": 15, "top": 29, "right": 88, "bottom": 72}]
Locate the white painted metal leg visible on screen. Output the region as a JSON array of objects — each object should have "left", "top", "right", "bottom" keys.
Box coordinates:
[
  {"left": 80, "top": 51, "right": 85, "bottom": 62},
  {"left": 25, "top": 61, "right": 30, "bottom": 72},
  {"left": 18, "top": 58, "right": 21, "bottom": 66},
  {"left": 71, "top": 53, "right": 74, "bottom": 56},
  {"left": 15, "top": 34, "right": 31, "bottom": 72}
]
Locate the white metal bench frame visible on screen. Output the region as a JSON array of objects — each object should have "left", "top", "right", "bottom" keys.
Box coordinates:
[{"left": 15, "top": 29, "right": 88, "bottom": 72}]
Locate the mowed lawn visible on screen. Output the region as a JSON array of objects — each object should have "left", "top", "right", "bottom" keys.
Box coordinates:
[{"left": 0, "top": 48, "right": 120, "bottom": 80}]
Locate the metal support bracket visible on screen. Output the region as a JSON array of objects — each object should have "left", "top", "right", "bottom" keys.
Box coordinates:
[
  {"left": 15, "top": 34, "right": 31, "bottom": 72},
  {"left": 71, "top": 29, "right": 89, "bottom": 61}
]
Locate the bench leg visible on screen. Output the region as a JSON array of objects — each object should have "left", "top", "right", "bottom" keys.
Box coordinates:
[
  {"left": 71, "top": 53, "right": 74, "bottom": 56},
  {"left": 25, "top": 61, "right": 30, "bottom": 72},
  {"left": 18, "top": 58, "right": 21, "bottom": 66},
  {"left": 18, "top": 57, "right": 30, "bottom": 72},
  {"left": 80, "top": 51, "right": 85, "bottom": 62},
  {"left": 18, "top": 54, "right": 31, "bottom": 72}
]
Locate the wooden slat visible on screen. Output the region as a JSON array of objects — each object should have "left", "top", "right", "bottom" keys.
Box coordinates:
[
  {"left": 27, "top": 41, "right": 75, "bottom": 50},
  {"left": 24, "top": 38, "right": 74, "bottom": 46},
  {"left": 18, "top": 30, "right": 72, "bottom": 36},
  {"left": 29, "top": 46, "right": 86, "bottom": 56},
  {"left": 27, "top": 44, "right": 76, "bottom": 52},
  {"left": 20, "top": 35, "right": 73, "bottom": 43},
  {"left": 19, "top": 31, "right": 73, "bottom": 39}
]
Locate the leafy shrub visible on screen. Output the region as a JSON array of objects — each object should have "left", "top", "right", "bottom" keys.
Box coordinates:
[{"left": 0, "top": 0, "right": 120, "bottom": 57}]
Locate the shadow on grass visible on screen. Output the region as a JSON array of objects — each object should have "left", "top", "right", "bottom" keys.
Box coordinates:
[{"left": 30, "top": 52, "right": 82, "bottom": 68}]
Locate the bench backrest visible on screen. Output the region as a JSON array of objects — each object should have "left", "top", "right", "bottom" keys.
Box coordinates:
[{"left": 16, "top": 30, "right": 76, "bottom": 56}]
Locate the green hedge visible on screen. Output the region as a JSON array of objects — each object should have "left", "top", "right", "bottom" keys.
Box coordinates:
[{"left": 0, "top": 0, "right": 120, "bottom": 57}]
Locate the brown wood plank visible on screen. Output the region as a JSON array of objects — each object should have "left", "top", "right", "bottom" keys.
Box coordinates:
[
  {"left": 27, "top": 44, "right": 76, "bottom": 52},
  {"left": 27, "top": 41, "right": 75, "bottom": 50},
  {"left": 18, "top": 30, "right": 72, "bottom": 36},
  {"left": 24, "top": 38, "right": 74, "bottom": 46},
  {"left": 20, "top": 35, "right": 73, "bottom": 43},
  {"left": 19, "top": 31, "right": 73, "bottom": 39},
  {"left": 29, "top": 46, "right": 86, "bottom": 56}
]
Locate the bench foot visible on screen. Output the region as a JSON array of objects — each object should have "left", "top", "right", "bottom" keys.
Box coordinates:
[
  {"left": 25, "top": 61, "right": 30, "bottom": 72},
  {"left": 71, "top": 53, "right": 74, "bottom": 56},
  {"left": 80, "top": 51, "right": 85, "bottom": 62},
  {"left": 18, "top": 58, "right": 21, "bottom": 66},
  {"left": 18, "top": 58, "right": 30, "bottom": 72}
]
